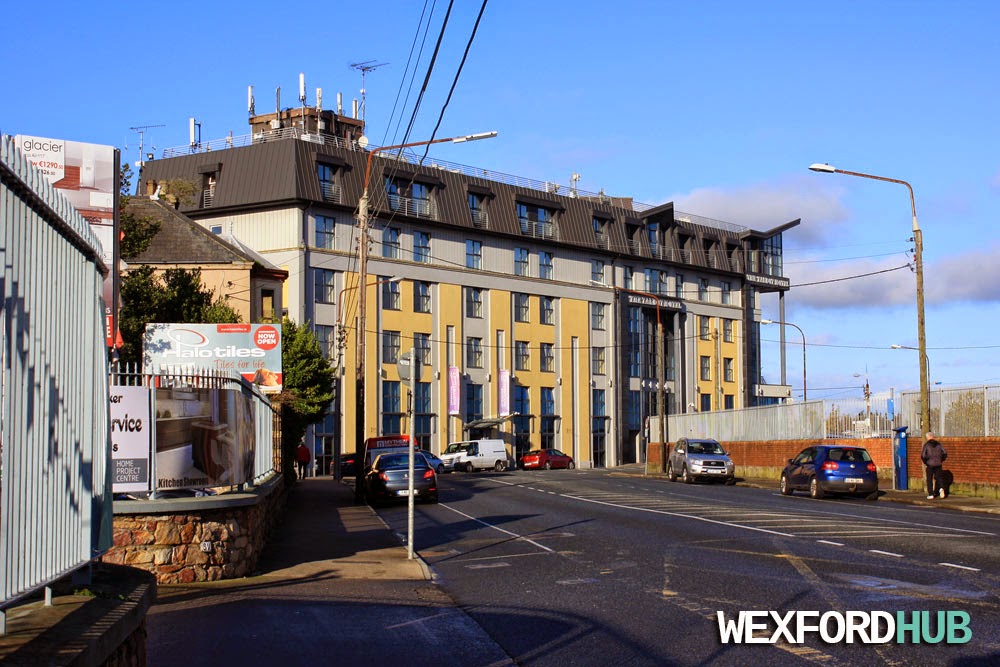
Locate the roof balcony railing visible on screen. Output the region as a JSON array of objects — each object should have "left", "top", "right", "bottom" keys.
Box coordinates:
[
  {"left": 470, "top": 207, "right": 489, "bottom": 229},
  {"left": 320, "top": 181, "right": 342, "bottom": 203},
  {"left": 387, "top": 193, "right": 435, "bottom": 219}
]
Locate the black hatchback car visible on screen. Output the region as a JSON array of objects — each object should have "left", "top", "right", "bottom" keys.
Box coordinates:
[{"left": 780, "top": 445, "right": 879, "bottom": 500}]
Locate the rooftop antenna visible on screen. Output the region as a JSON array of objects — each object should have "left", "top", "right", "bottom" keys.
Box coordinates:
[
  {"left": 248, "top": 85, "right": 255, "bottom": 115},
  {"left": 570, "top": 172, "right": 581, "bottom": 198},
  {"left": 189, "top": 117, "right": 201, "bottom": 151},
  {"left": 130, "top": 123, "right": 165, "bottom": 169},
  {"left": 349, "top": 60, "right": 388, "bottom": 125}
]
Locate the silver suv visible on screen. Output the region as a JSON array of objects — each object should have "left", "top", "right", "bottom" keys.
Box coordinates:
[{"left": 667, "top": 438, "right": 735, "bottom": 484}]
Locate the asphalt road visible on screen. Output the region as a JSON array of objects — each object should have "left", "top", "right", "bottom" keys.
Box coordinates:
[{"left": 376, "top": 468, "right": 1000, "bottom": 667}]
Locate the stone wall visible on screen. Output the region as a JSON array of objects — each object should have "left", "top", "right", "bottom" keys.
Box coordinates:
[{"left": 102, "top": 475, "right": 286, "bottom": 583}]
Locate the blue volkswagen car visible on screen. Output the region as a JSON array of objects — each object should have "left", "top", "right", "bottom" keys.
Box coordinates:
[{"left": 780, "top": 445, "right": 879, "bottom": 500}]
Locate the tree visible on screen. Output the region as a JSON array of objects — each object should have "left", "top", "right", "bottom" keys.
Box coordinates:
[
  {"left": 119, "top": 164, "right": 160, "bottom": 259},
  {"left": 272, "top": 319, "right": 336, "bottom": 482},
  {"left": 118, "top": 266, "right": 242, "bottom": 365}
]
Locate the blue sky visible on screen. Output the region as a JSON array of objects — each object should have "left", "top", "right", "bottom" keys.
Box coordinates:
[{"left": 4, "top": 0, "right": 998, "bottom": 399}]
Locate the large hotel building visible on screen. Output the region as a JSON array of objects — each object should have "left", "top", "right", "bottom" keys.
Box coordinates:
[{"left": 139, "top": 99, "right": 796, "bottom": 473}]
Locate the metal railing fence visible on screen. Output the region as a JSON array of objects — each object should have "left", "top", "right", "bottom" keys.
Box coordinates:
[
  {"left": 658, "top": 385, "right": 1000, "bottom": 444},
  {"left": 1, "top": 136, "right": 113, "bottom": 617}
]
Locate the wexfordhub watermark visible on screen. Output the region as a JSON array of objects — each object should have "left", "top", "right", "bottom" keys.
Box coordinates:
[{"left": 717, "top": 611, "right": 972, "bottom": 644}]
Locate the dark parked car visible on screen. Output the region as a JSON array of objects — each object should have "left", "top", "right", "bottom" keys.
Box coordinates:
[
  {"left": 520, "top": 449, "right": 575, "bottom": 470},
  {"left": 780, "top": 445, "right": 879, "bottom": 500},
  {"left": 333, "top": 452, "right": 359, "bottom": 478},
  {"left": 667, "top": 438, "right": 735, "bottom": 484},
  {"left": 364, "top": 452, "right": 439, "bottom": 505}
]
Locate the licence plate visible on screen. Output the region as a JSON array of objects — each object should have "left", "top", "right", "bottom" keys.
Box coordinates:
[
  {"left": 845, "top": 477, "right": 863, "bottom": 484},
  {"left": 397, "top": 489, "right": 411, "bottom": 496},
  {"left": 708, "top": 469, "right": 725, "bottom": 473}
]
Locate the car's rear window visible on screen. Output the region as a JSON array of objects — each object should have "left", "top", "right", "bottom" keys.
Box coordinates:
[
  {"left": 377, "top": 454, "right": 428, "bottom": 468},
  {"left": 526, "top": 450, "right": 543, "bottom": 455},
  {"left": 827, "top": 448, "right": 871, "bottom": 463}
]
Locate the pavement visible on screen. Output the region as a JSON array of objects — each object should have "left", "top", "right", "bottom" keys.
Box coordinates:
[
  {"left": 145, "top": 467, "right": 1000, "bottom": 666},
  {"left": 146, "top": 477, "right": 514, "bottom": 667}
]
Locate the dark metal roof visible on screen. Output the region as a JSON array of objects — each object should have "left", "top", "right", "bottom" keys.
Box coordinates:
[{"left": 139, "top": 137, "right": 797, "bottom": 274}]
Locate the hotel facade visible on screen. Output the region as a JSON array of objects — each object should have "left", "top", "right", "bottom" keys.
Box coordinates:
[{"left": 139, "top": 103, "right": 797, "bottom": 473}]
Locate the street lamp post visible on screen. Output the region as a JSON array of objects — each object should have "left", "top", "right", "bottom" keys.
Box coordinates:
[
  {"left": 891, "top": 343, "right": 932, "bottom": 402},
  {"left": 761, "top": 319, "right": 807, "bottom": 401},
  {"left": 615, "top": 286, "right": 667, "bottom": 472},
  {"left": 810, "top": 163, "right": 929, "bottom": 433},
  {"left": 354, "top": 132, "right": 496, "bottom": 502}
]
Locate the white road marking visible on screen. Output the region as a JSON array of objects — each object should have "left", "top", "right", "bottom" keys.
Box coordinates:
[
  {"left": 940, "top": 562, "right": 981, "bottom": 572},
  {"left": 869, "top": 549, "right": 905, "bottom": 558},
  {"left": 438, "top": 503, "right": 553, "bottom": 552},
  {"left": 817, "top": 540, "right": 844, "bottom": 546}
]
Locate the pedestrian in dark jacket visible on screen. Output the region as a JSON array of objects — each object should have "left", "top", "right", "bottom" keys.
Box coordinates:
[
  {"left": 920, "top": 432, "right": 947, "bottom": 499},
  {"left": 295, "top": 442, "right": 311, "bottom": 480}
]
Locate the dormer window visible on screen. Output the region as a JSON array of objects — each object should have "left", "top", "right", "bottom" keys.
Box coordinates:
[
  {"left": 517, "top": 202, "right": 556, "bottom": 239},
  {"left": 386, "top": 177, "right": 434, "bottom": 218},
  {"left": 593, "top": 216, "right": 610, "bottom": 249},
  {"left": 317, "top": 163, "right": 341, "bottom": 203},
  {"left": 469, "top": 192, "right": 489, "bottom": 228}
]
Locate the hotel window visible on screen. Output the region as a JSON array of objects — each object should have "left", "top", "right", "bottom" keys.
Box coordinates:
[
  {"left": 591, "top": 259, "right": 605, "bottom": 284},
  {"left": 466, "top": 239, "right": 482, "bottom": 269},
  {"left": 515, "top": 247, "right": 530, "bottom": 276},
  {"left": 675, "top": 273, "right": 684, "bottom": 299},
  {"left": 386, "top": 177, "right": 432, "bottom": 218},
  {"left": 591, "top": 302, "right": 605, "bottom": 330},
  {"left": 645, "top": 268, "right": 665, "bottom": 294},
  {"left": 514, "top": 293, "right": 530, "bottom": 322},
  {"left": 382, "top": 331, "right": 401, "bottom": 364},
  {"left": 539, "top": 251, "right": 554, "bottom": 280},
  {"left": 317, "top": 163, "right": 340, "bottom": 202},
  {"left": 699, "top": 278, "right": 709, "bottom": 301},
  {"left": 724, "top": 357, "right": 734, "bottom": 382},
  {"left": 261, "top": 289, "right": 276, "bottom": 322},
  {"left": 414, "top": 281, "right": 431, "bottom": 313},
  {"left": 469, "top": 192, "right": 488, "bottom": 227},
  {"left": 724, "top": 394, "right": 735, "bottom": 410},
  {"left": 466, "top": 337, "right": 484, "bottom": 368},
  {"left": 314, "top": 324, "right": 335, "bottom": 358},
  {"left": 624, "top": 266, "right": 634, "bottom": 290},
  {"left": 382, "top": 381, "right": 402, "bottom": 435},
  {"left": 314, "top": 268, "right": 335, "bottom": 303},
  {"left": 593, "top": 217, "right": 609, "bottom": 248},
  {"left": 414, "top": 382, "right": 433, "bottom": 448},
  {"left": 700, "top": 355, "right": 711, "bottom": 381},
  {"left": 723, "top": 319, "right": 734, "bottom": 343},
  {"left": 414, "top": 231, "right": 431, "bottom": 263},
  {"left": 592, "top": 346, "right": 606, "bottom": 375},
  {"left": 540, "top": 387, "right": 556, "bottom": 449},
  {"left": 516, "top": 202, "right": 555, "bottom": 239},
  {"left": 721, "top": 281, "right": 732, "bottom": 305},
  {"left": 316, "top": 215, "right": 335, "bottom": 250},
  {"left": 540, "top": 296, "right": 554, "bottom": 325},
  {"left": 540, "top": 343, "right": 554, "bottom": 372},
  {"left": 415, "top": 332, "right": 431, "bottom": 366},
  {"left": 700, "top": 316, "right": 711, "bottom": 340},
  {"left": 466, "top": 384, "right": 483, "bottom": 422},
  {"left": 383, "top": 227, "right": 401, "bottom": 259},
  {"left": 382, "top": 280, "right": 401, "bottom": 310},
  {"left": 515, "top": 341, "right": 530, "bottom": 371},
  {"left": 465, "top": 287, "right": 483, "bottom": 318}
]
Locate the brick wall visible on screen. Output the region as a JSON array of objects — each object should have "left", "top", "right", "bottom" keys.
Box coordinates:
[
  {"left": 647, "top": 437, "right": 1000, "bottom": 493},
  {"left": 102, "top": 477, "right": 286, "bottom": 584}
]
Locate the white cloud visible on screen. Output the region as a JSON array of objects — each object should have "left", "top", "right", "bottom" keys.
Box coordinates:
[
  {"left": 669, "top": 176, "right": 850, "bottom": 246},
  {"left": 927, "top": 245, "right": 1000, "bottom": 304}
]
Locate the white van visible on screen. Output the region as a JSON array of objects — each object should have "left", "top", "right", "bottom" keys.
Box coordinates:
[{"left": 441, "top": 439, "right": 510, "bottom": 472}]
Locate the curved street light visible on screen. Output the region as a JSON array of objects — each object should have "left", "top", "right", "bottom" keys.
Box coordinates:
[
  {"left": 761, "top": 319, "right": 807, "bottom": 401},
  {"left": 809, "top": 163, "right": 929, "bottom": 433}
]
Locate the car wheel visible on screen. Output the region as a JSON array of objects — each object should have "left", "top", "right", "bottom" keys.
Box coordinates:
[
  {"left": 681, "top": 465, "right": 693, "bottom": 484},
  {"left": 724, "top": 477, "right": 736, "bottom": 486},
  {"left": 466, "top": 462, "right": 475, "bottom": 473},
  {"left": 544, "top": 461, "right": 552, "bottom": 470},
  {"left": 809, "top": 476, "right": 824, "bottom": 499},
  {"left": 865, "top": 491, "right": 879, "bottom": 501},
  {"left": 779, "top": 473, "right": 792, "bottom": 496},
  {"left": 494, "top": 460, "right": 505, "bottom": 472},
  {"left": 567, "top": 461, "right": 575, "bottom": 470},
  {"left": 667, "top": 462, "right": 677, "bottom": 482}
]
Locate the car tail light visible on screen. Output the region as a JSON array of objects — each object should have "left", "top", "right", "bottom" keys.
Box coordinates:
[
  {"left": 422, "top": 469, "right": 435, "bottom": 480},
  {"left": 867, "top": 463, "right": 877, "bottom": 472},
  {"left": 379, "top": 472, "right": 389, "bottom": 482},
  {"left": 821, "top": 461, "right": 839, "bottom": 472}
]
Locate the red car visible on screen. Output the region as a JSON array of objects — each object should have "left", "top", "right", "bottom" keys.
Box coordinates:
[{"left": 520, "top": 449, "right": 575, "bottom": 470}]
